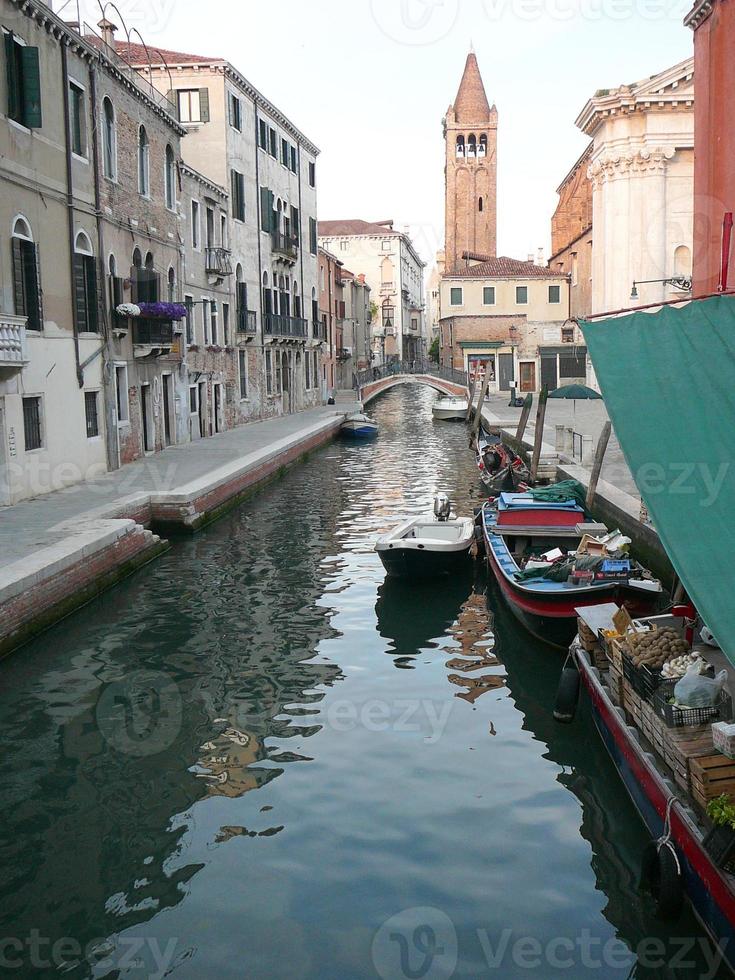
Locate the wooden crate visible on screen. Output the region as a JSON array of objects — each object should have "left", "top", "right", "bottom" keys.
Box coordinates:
[
  {"left": 641, "top": 701, "right": 667, "bottom": 757},
  {"left": 607, "top": 664, "right": 624, "bottom": 706},
  {"left": 663, "top": 726, "right": 714, "bottom": 797},
  {"left": 609, "top": 637, "right": 626, "bottom": 672},
  {"left": 690, "top": 754, "right": 735, "bottom": 810},
  {"left": 623, "top": 679, "right": 642, "bottom": 727}
]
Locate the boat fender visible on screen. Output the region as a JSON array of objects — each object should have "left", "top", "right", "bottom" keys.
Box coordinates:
[
  {"left": 473, "top": 524, "right": 486, "bottom": 558},
  {"left": 553, "top": 665, "right": 580, "bottom": 724},
  {"left": 640, "top": 840, "right": 683, "bottom": 919}
]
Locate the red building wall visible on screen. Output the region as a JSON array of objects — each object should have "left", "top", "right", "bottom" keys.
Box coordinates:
[{"left": 688, "top": 0, "right": 735, "bottom": 294}]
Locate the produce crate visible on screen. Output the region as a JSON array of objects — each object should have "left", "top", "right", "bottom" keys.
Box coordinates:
[
  {"left": 690, "top": 754, "right": 735, "bottom": 811},
  {"left": 712, "top": 722, "right": 735, "bottom": 760},
  {"left": 641, "top": 700, "right": 667, "bottom": 758},
  {"left": 577, "top": 617, "right": 599, "bottom": 653},
  {"left": 652, "top": 680, "right": 732, "bottom": 729},
  {"left": 609, "top": 637, "right": 626, "bottom": 673},
  {"left": 622, "top": 653, "right": 664, "bottom": 702},
  {"left": 623, "top": 679, "right": 643, "bottom": 727},
  {"left": 607, "top": 663, "right": 624, "bottom": 706}
]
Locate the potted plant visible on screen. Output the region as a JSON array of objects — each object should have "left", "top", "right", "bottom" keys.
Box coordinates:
[{"left": 704, "top": 794, "right": 735, "bottom": 871}]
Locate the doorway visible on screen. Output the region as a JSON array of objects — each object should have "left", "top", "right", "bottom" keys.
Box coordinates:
[
  {"left": 0, "top": 401, "right": 10, "bottom": 505},
  {"left": 281, "top": 352, "right": 290, "bottom": 413},
  {"left": 198, "top": 381, "right": 208, "bottom": 437},
  {"left": 141, "top": 384, "right": 153, "bottom": 453},
  {"left": 498, "top": 353, "right": 514, "bottom": 392},
  {"left": 213, "top": 383, "right": 223, "bottom": 434},
  {"left": 519, "top": 362, "right": 536, "bottom": 393},
  {"left": 162, "top": 374, "right": 173, "bottom": 446},
  {"left": 540, "top": 355, "right": 558, "bottom": 391}
]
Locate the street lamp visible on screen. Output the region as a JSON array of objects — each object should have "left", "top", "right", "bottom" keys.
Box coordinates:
[{"left": 630, "top": 276, "right": 692, "bottom": 300}]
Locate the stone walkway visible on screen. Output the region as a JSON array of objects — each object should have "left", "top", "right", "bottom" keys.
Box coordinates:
[
  {"left": 0, "top": 403, "right": 356, "bottom": 566},
  {"left": 483, "top": 392, "right": 640, "bottom": 499}
]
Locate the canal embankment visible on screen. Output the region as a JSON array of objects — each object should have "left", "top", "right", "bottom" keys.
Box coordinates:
[{"left": 0, "top": 403, "right": 357, "bottom": 657}]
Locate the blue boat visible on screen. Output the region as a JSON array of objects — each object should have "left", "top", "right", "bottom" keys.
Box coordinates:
[{"left": 340, "top": 412, "right": 379, "bottom": 440}]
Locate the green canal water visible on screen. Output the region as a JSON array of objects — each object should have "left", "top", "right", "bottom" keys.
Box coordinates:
[{"left": 0, "top": 386, "right": 719, "bottom": 979}]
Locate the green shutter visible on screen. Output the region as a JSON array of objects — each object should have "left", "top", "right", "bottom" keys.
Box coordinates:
[
  {"left": 232, "top": 170, "right": 238, "bottom": 219},
  {"left": 259, "top": 186, "right": 268, "bottom": 231},
  {"left": 291, "top": 205, "right": 299, "bottom": 237},
  {"left": 24, "top": 242, "right": 43, "bottom": 330},
  {"left": 20, "top": 46, "right": 41, "bottom": 128},
  {"left": 4, "top": 31, "right": 19, "bottom": 122},
  {"left": 166, "top": 89, "right": 178, "bottom": 120},
  {"left": 73, "top": 254, "right": 87, "bottom": 332},
  {"left": 199, "top": 88, "right": 210, "bottom": 122}
]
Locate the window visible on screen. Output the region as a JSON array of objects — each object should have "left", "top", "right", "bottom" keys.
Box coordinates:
[
  {"left": 281, "top": 138, "right": 289, "bottom": 166},
  {"left": 260, "top": 186, "right": 274, "bottom": 232},
  {"left": 381, "top": 239, "right": 391, "bottom": 251},
  {"left": 455, "top": 135, "right": 465, "bottom": 157},
  {"left": 202, "top": 299, "right": 210, "bottom": 344},
  {"left": 210, "top": 302, "right": 218, "bottom": 345},
  {"left": 236, "top": 276, "right": 248, "bottom": 331},
  {"left": 231, "top": 169, "right": 245, "bottom": 221},
  {"left": 308, "top": 161, "right": 315, "bottom": 187},
  {"left": 269, "top": 127, "right": 277, "bottom": 157},
  {"left": 259, "top": 118, "right": 267, "bottom": 150},
  {"left": 138, "top": 126, "right": 149, "bottom": 196},
  {"left": 189, "top": 386, "right": 198, "bottom": 414},
  {"left": 571, "top": 252, "right": 578, "bottom": 286},
  {"left": 4, "top": 31, "right": 42, "bottom": 128},
  {"left": 221, "top": 213, "right": 228, "bottom": 249},
  {"left": 559, "top": 352, "right": 586, "bottom": 378},
  {"left": 167, "top": 267, "right": 176, "bottom": 302},
  {"left": 229, "top": 92, "right": 242, "bottom": 130},
  {"left": 85, "top": 391, "right": 99, "bottom": 438},
  {"left": 290, "top": 145, "right": 297, "bottom": 173},
  {"left": 115, "top": 365, "right": 129, "bottom": 423},
  {"left": 73, "top": 231, "right": 99, "bottom": 333},
  {"left": 184, "top": 294, "right": 194, "bottom": 344},
  {"left": 102, "top": 97, "right": 116, "bottom": 179},
  {"left": 309, "top": 217, "right": 317, "bottom": 255},
  {"left": 69, "top": 81, "right": 86, "bottom": 157},
  {"left": 478, "top": 197, "right": 483, "bottom": 213},
  {"left": 548, "top": 284, "right": 561, "bottom": 304},
  {"left": 562, "top": 327, "right": 575, "bottom": 343},
  {"left": 483, "top": 286, "right": 495, "bottom": 305},
  {"left": 516, "top": 285, "right": 528, "bottom": 304},
  {"left": 164, "top": 145, "right": 176, "bottom": 209},
  {"left": 238, "top": 349, "right": 248, "bottom": 399},
  {"left": 176, "top": 88, "right": 209, "bottom": 124},
  {"left": 191, "top": 200, "right": 200, "bottom": 249},
  {"left": 109, "top": 253, "right": 123, "bottom": 312},
  {"left": 11, "top": 217, "right": 43, "bottom": 331},
  {"left": 22, "top": 396, "right": 42, "bottom": 450},
  {"left": 265, "top": 349, "right": 273, "bottom": 395},
  {"left": 223, "top": 302, "right": 230, "bottom": 344},
  {"left": 305, "top": 348, "right": 310, "bottom": 390},
  {"left": 450, "top": 287, "right": 463, "bottom": 306},
  {"left": 274, "top": 351, "right": 282, "bottom": 394}
]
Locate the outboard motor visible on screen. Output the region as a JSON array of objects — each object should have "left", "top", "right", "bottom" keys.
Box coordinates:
[{"left": 433, "top": 494, "right": 451, "bottom": 522}]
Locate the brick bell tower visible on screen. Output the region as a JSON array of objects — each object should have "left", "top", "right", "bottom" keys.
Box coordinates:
[{"left": 444, "top": 51, "right": 498, "bottom": 272}]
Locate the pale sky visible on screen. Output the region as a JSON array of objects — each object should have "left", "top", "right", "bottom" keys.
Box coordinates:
[{"left": 73, "top": 0, "right": 693, "bottom": 267}]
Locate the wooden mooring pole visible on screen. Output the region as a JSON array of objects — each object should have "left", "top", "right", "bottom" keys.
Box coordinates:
[
  {"left": 529, "top": 386, "right": 548, "bottom": 484},
  {"left": 472, "top": 371, "right": 493, "bottom": 441},
  {"left": 585, "top": 420, "right": 612, "bottom": 511},
  {"left": 466, "top": 376, "right": 479, "bottom": 422},
  {"left": 515, "top": 394, "right": 533, "bottom": 443}
]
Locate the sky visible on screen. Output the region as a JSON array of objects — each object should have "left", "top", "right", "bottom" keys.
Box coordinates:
[{"left": 70, "top": 0, "right": 694, "bottom": 268}]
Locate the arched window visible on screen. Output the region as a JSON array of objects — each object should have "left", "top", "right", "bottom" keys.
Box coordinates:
[
  {"left": 11, "top": 216, "right": 42, "bottom": 331},
  {"left": 102, "top": 98, "right": 116, "bottom": 179},
  {"left": 138, "top": 125, "right": 149, "bottom": 196},
  {"left": 167, "top": 266, "right": 176, "bottom": 302},
  {"left": 478, "top": 134, "right": 487, "bottom": 157},
  {"left": 165, "top": 144, "right": 176, "bottom": 209},
  {"left": 674, "top": 244, "right": 692, "bottom": 279},
  {"left": 145, "top": 251, "right": 154, "bottom": 270},
  {"left": 262, "top": 271, "right": 272, "bottom": 318},
  {"left": 478, "top": 197, "right": 483, "bottom": 213},
  {"left": 467, "top": 134, "right": 476, "bottom": 157},
  {"left": 73, "top": 230, "right": 98, "bottom": 332},
  {"left": 455, "top": 135, "right": 465, "bottom": 157},
  {"left": 132, "top": 247, "right": 142, "bottom": 269}
]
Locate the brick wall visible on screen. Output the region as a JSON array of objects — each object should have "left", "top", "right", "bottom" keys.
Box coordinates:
[{"left": 550, "top": 145, "right": 593, "bottom": 258}]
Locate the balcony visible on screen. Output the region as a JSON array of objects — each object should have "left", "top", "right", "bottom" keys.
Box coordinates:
[
  {"left": 0, "top": 314, "right": 28, "bottom": 377},
  {"left": 337, "top": 347, "right": 352, "bottom": 361},
  {"left": 271, "top": 231, "right": 298, "bottom": 262},
  {"left": 237, "top": 309, "right": 258, "bottom": 335},
  {"left": 132, "top": 318, "right": 175, "bottom": 357},
  {"left": 263, "top": 314, "right": 308, "bottom": 339},
  {"left": 312, "top": 320, "right": 327, "bottom": 341},
  {"left": 205, "top": 246, "right": 233, "bottom": 277}
]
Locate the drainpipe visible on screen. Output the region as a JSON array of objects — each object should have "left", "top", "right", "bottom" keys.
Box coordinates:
[
  {"left": 61, "top": 43, "right": 84, "bottom": 389},
  {"left": 89, "top": 62, "right": 119, "bottom": 471}
]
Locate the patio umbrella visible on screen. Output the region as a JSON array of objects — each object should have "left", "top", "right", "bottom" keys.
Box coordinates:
[{"left": 548, "top": 383, "right": 603, "bottom": 415}]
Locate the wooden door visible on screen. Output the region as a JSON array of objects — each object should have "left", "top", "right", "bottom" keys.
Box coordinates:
[{"left": 519, "top": 362, "right": 536, "bottom": 392}]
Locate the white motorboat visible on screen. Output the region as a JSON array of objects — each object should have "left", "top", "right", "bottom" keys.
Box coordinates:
[
  {"left": 340, "top": 412, "right": 379, "bottom": 439},
  {"left": 375, "top": 495, "right": 475, "bottom": 579},
  {"left": 431, "top": 396, "right": 468, "bottom": 421}
]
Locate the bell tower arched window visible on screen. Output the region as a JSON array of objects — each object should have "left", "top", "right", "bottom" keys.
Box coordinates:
[
  {"left": 455, "top": 135, "right": 465, "bottom": 157},
  {"left": 479, "top": 134, "right": 487, "bottom": 157},
  {"left": 467, "top": 134, "right": 476, "bottom": 158}
]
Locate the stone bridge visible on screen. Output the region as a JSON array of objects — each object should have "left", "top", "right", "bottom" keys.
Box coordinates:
[{"left": 359, "top": 373, "right": 468, "bottom": 405}]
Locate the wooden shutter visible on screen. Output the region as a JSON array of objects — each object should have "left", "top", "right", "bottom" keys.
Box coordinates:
[
  {"left": 21, "top": 46, "right": 42, "bottom": 128},
  {"left": 199, "top": 88, "right": 210, "bottom": 122},
  {"left": 24, "top": 242, "right": 43, "bottom": 330},
  {"left": 73, "top": 254, "right": 87, "bottom": 332},
  {"left": 11, "top": 237, "right": 27, "bottom": 316},
  {"left": 260, "top": 186, "right": 270, "bottom": 232},
  {"left": 231, "top": 170, "right": 240, "bottom": 220},
  {"left": 290, "top": 205, "right": 299, "bottom": 237},
  {"left": 166, "top": 89, "right": 178, "bottom": 120},
  {"left": 5, "top": 32, "right": 20, "bottom": 122},
  {"left": 309, "top": 217, "right": 317, "bottom": 254}
]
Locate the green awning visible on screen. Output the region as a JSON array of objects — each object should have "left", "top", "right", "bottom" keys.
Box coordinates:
[{"left": 581, "top": 296, "right": 735, "bottom": 663}]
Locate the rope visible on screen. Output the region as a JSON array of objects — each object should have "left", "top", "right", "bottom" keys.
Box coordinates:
[{"left": 656, "top": 796, "right": 681, "bottom": 875}]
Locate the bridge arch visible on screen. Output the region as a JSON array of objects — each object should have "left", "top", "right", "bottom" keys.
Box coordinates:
[{"left": 360, "top": 373, "right": 467, "bottom": 405}]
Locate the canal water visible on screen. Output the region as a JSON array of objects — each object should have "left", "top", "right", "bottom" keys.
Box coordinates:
[{"left": 0, "top": 386, "right": 717, "bottom": 979}]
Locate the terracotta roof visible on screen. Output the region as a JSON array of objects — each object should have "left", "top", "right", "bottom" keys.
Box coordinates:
[
  {"left": 453, "top": 52, "right": 491, "bottom": 122},
  {"left": 318, "top": 219, "right": 398, "bottom": 237},
  {"left": 450, "top": 256, "right": 567, "bottom": 279},
  {"left": 101, "top": 40, "right": 219, "bottom": 65}
]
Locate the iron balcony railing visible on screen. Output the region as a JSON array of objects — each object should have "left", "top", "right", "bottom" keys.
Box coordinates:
[
  {"left": 312, "top": 320, "right": 327, "bottom": 341},
  {"left": 205, "top": 246, "right": 233, "bottom": 276},
  {"left": 271, "top": 231, "right": 298, "bottom": 261},
  {"left": 263, "top": 314, "right": 308, "bottom": 338},
  {"left": 237, "top": 309, "right": 258, "bottom": 334},
  {"left": 133, "top": 319, "right": 174, "bottom": 346}
]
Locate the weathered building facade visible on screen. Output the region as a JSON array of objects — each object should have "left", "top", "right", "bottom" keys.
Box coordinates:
[
  {"left": 443, "top": 52, "right": 498, "bottom": 272},
  {"left": 548, "top": 144, "right": 593, "bottom": 321},
  {"left": 685, "top": 0, "right": 735, "bottom": 296},
  {"left": 318, "top": 219, "right": 425, "bottom": 367}
]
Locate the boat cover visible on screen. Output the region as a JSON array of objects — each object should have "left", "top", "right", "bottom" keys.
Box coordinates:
[
  {"left": 527, "top": 480, "right": 587, "bottom": 512},
  {"left": 581, "top": 295, "right": 735, "bottom": 665}
]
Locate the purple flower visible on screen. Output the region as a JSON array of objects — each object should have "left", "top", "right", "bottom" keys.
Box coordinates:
[{"left": 137, "top": 302, "right": 187, "bottom": 320}]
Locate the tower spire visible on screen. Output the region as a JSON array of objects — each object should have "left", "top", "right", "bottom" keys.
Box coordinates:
[{"left": 453, "top": 51, "right": 490, "bottom": 123}]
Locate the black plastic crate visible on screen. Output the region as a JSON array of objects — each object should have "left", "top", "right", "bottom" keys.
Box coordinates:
[
  {"left": 652, "top": 679, "right": 732, "bottom": 728},
  {"left": 622, "top": 653, "right": 664, "bottom": 702},
  {"left": 703, "top": 825, "right": 735, "bottom": 874}
]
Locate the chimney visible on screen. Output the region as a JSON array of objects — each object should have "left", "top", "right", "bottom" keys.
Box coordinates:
[
  {"left": 527, "top": 253, "right": 534, "bottom": 263},
  {"left": 98, "top": 17, "right": 118, "bottom": 50},
  {"left": 536, "top": 247, "right": 545, "bottom": 266}
]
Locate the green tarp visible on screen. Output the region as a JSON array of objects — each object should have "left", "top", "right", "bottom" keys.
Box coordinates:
[
  {"left": 581, "top": 295, "right": 735, "bottom": 664},
  {"left": 528, "top": 479, "right": 588, "bottom": 513}
]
